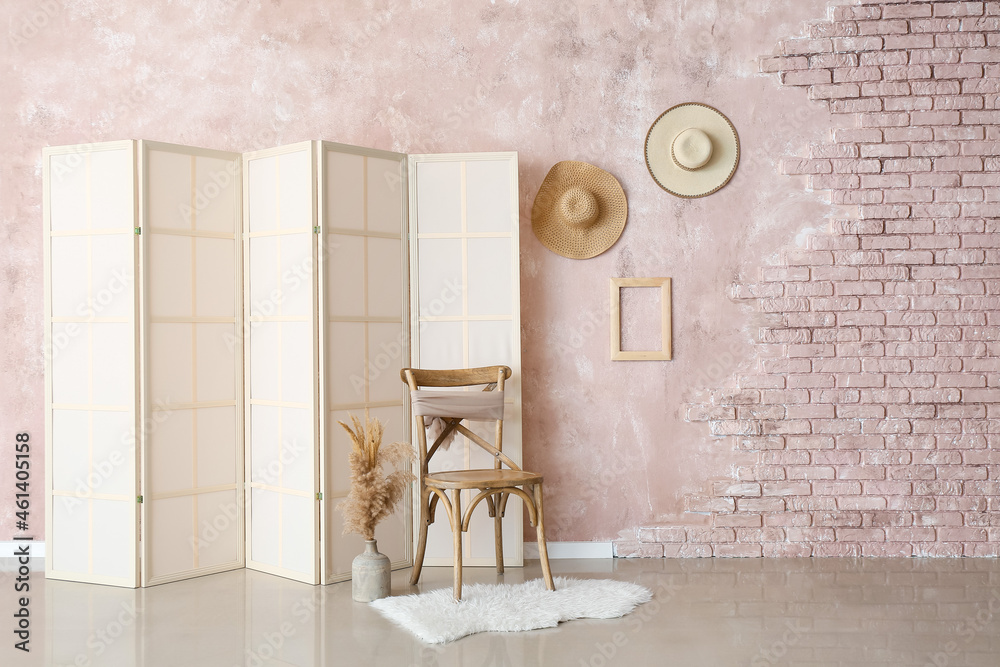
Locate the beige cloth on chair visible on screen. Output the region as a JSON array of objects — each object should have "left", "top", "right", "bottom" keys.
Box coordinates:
[{"left": 410, "top": 390, "right": 505, "bottom": 450}]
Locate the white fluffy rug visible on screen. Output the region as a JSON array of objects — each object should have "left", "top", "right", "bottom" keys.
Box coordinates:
[{"left": 370, "top": 577, "right": 653, "bottom": 644}]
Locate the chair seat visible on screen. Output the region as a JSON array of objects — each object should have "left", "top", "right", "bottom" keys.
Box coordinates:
[{"left": 425, "top": 469, "right": 542, "bottom": 490}]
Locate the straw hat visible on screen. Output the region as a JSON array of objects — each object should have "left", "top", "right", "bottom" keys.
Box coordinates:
[
  {"left": 644, "top": 103, "right": 740, "bottom": 198},
  {"left": 531, "top": 161, "right": 628, "bottom": 259}
]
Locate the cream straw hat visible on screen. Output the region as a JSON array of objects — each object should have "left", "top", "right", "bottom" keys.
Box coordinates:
[
  {"left": 531, "top": 161, "right": 628, "bottom": 259},
  {"left": 645, "top": 103, "right": 740, "bottom": 198}
]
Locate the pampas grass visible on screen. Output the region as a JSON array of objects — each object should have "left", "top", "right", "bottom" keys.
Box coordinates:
[{"left": 338, "top": 412, "right": 414, "bottom": 541}]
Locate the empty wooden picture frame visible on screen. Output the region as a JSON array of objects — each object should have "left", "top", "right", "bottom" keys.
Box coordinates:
[{"left": 610, "top": 277, "right": 672, "bottom": 361}]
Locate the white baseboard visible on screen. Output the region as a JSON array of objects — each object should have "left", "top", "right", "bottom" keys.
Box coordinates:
[
  {"left": 0, "top": 541, "right": 45, "bottom": 558},
  {"left": 524, "top": 541, "right": 613, "bottom": 559}
]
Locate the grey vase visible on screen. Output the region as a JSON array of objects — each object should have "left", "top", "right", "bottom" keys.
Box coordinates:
[{"left": 352, "top": 539, "right": 391, "bottom": 602}]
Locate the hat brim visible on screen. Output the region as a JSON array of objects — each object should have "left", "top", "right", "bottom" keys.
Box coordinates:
[
  {"left": 532, "top": 161, "right": 628, "bottom": 260},
  {"left": 645, "top": 103, "right": 740, "bottom": 198}
]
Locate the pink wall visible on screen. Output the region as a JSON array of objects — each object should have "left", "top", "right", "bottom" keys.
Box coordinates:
[
  {"left": 4, "top": 0, "right": 846, "bottom": 544},
  {"left": 625, "top": 0, "right": 1000, "bottom": 557}
]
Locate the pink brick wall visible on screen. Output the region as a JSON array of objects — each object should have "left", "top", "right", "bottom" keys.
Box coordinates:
[{"left": 619, "top": 0, "right": 1000, "bottom": 558}]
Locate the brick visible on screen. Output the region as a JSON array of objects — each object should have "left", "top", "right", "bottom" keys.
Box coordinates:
[
  {"left": 714, "top": 544, "right": 763, "bottom": 558},
  {"left": 638, "top": 526, "right": 687, "bottom": 543},
  {"left": 833, "top": 36, "right": 884, "bottom": 52},
  {"left": 885, "top": 527, "right": 937, "bottom": 541},
  {"left": 659, "top": 543, "right": 711, "bottom": 557},
  {"left": 714, "top": 514, "right": 762, "bottom": 527},
  {"left": 911, "top": 110, "right": 962, "bottom": 126},
  {"left": 783, "top": 68, "right": 833, "bottom": 85},
  {"left": 837, "top": 497, "right": 888, "bottom": 511},
  {"left": 830, "top": 97, "right": 884, "bottom": 113},
  {"left": 883, "top": 65, "right": 934, "bottom": 81},
  {"left": 834, "top": 128, "right": 882, "bottom": 143},
  {"left": 737, "top": 497, "right": 786, "bottom": 512},
  {"left": 934, "top": 156, "right": 984, "bottom": 171},
  {"left": 934, "top": 63, "right": 986, "bottom": 79},
  {"left": 813, "top": 480, "right": 862, "bottom": 495},
  {"left": 860, "top": 112, "right": 911, "bottom": 127},
  {"left": 836, "top": 527, "right": 885, "bottom": 541},
  {"left": 713, "top": 482, "right": 761, "bottom": 498},
  {"left": 782, "top": 38, "right": 834, "bottom": 55},
  {"left": 863, "top": 482, "right": 911, "bottom": 496},
  {"left": 857, "top": 19, "right": 909, "bottom": 35},
  {"left": 837, "top": 435, "right": 885, "bottom": 449},
  {"left": 812, "top": 511, "right": 861, "bottom": 528},
  {"left": 910, "top": 48, "right": 963, "bottom": 64},
  {"left": 833, "top": 5, "right": 880, "bottom": 20},
  {"left": 881, "top": 4, "right": 931, "bottom": 19},
  {"left": 938, "top": 528, "right": 989, "bottom": 542},
  {"left": 918, "top": 83, "right": 967, "bottom": 100},
  {"left": 809, "top": 83, "right": 861, "bottom": 100},
  {"left": 811, "top": 53, "right": 860, "bottom": 69},
  {"left": 614, "top": 541, "right": 666, "bottom": 558},
  {"left": 962, "top": 48, "right": 1000, "bottom": 63},
  {"left": 759, "top": 55, "right": 808, "bottom": 72},
  {"left": 934, "top": 2, "right": 985, "bottom": 17},
  {"left": 911, "top": 17, "right": 963, "bottom": 33},
  {"left": 786, "top": 435, "right": 836, "bottom": 449},
  {"left": 884, "top": 34, "right": 935, "bottom": 50},
  {"left": 832, "top": 66, "right": 881, "bottom": 83}
]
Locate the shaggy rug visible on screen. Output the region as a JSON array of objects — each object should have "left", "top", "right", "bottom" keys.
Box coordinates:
[{"left": 369, "top": 577, "right": 653, "bottom": 644}]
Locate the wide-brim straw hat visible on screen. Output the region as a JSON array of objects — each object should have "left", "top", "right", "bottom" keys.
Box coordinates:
[
  {"left": 645, "top": 103, "right": 740, "bottom": 198},
  {"left": 531, "top": 161, "right": 628, "bottom": 259}
]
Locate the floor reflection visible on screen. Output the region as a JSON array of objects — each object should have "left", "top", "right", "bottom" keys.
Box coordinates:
[{"left": 0, "top": 557, "right": 998, "bottom": 666}]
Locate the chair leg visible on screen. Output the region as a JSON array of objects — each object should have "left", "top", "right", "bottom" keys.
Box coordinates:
[
  {"left": 533, "top": 484, "right": 555, "bottom": 592},
  {"left": 494, "top": 492, "right": 505, "bottom": 575},
  {"left": 410, "top": 490, "right": 431, "bottom": 586},
  {"left": 451, "top": 488, "right": 464, "bottom": 600}
]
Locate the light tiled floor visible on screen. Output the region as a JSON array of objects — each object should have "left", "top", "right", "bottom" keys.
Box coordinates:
[{"left": 2, "top": 557, "right": 999, "bottom": 666}]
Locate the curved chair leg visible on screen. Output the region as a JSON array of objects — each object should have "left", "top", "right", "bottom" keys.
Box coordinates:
[
  {"left": 533, "top": 484, "right": 555, "bottom": 592},
  {"left": 494, "top": 492, "right": 505, "bottom": 575},
  {"left": 410, "top": 489, "right": 431, "bottom": 585},
  {"left": 451, "top": 488, "right": 464, "bottom": 600}
]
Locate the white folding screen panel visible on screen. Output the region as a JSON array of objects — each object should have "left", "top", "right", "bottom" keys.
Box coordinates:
[
  {"left": 44, "top": 141, "right": 140, "bottom": 587},
  {"left": 243, "top": 142, "right": 321, "bottom": 584},
  {"left": 140, "top": 142, "right": 244, "bottom": 586},
  {"left": 318, "top": 143, "right": 411, "bottom": 583},
  {"left": 407, "top": 153, "right": 523, "bottom": 567}
]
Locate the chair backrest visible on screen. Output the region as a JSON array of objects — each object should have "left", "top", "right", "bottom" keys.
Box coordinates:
[{"left": 401, "top": 366, "right": 516, "bottom": 472}]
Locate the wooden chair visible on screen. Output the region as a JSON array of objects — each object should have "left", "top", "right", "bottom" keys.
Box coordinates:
[{"left": 401, "top": 365, "right": 555, "bottom": 600}]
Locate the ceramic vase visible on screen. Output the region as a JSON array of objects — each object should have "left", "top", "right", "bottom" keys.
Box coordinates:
[{"left": 352, "top": 539, "right": 391, "bottom": 602}]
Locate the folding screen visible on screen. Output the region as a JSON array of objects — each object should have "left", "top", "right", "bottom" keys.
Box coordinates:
[
  {"left": 46, "top": 140, "right": 520, "bottom": 587},
  {"left": 140, "top": 142, "right": 243, "bottom": 585},
  {"left": 44, "top": 141, "right": 140, "bottom": 587},
  {"left": 243, "top": 142, "right": 320, "bottom": 584},
  {"left": 407, "top": 153, "right": 523, "bottom": 567},
  {"left": 318, "top": 142, "right": 411, "bottom": 584}
]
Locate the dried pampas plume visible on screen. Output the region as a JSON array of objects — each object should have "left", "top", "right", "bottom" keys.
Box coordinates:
[{"left": 338, "top": 412, "right": 414, "bottom": 541}]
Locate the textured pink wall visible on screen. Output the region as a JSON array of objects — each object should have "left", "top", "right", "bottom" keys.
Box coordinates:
[
  {"left": 627, "top": 0, "right": 1000, "bottom": 558},
  {"left": 0, "top": 0, "right": 835, "bottom": 542}
]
